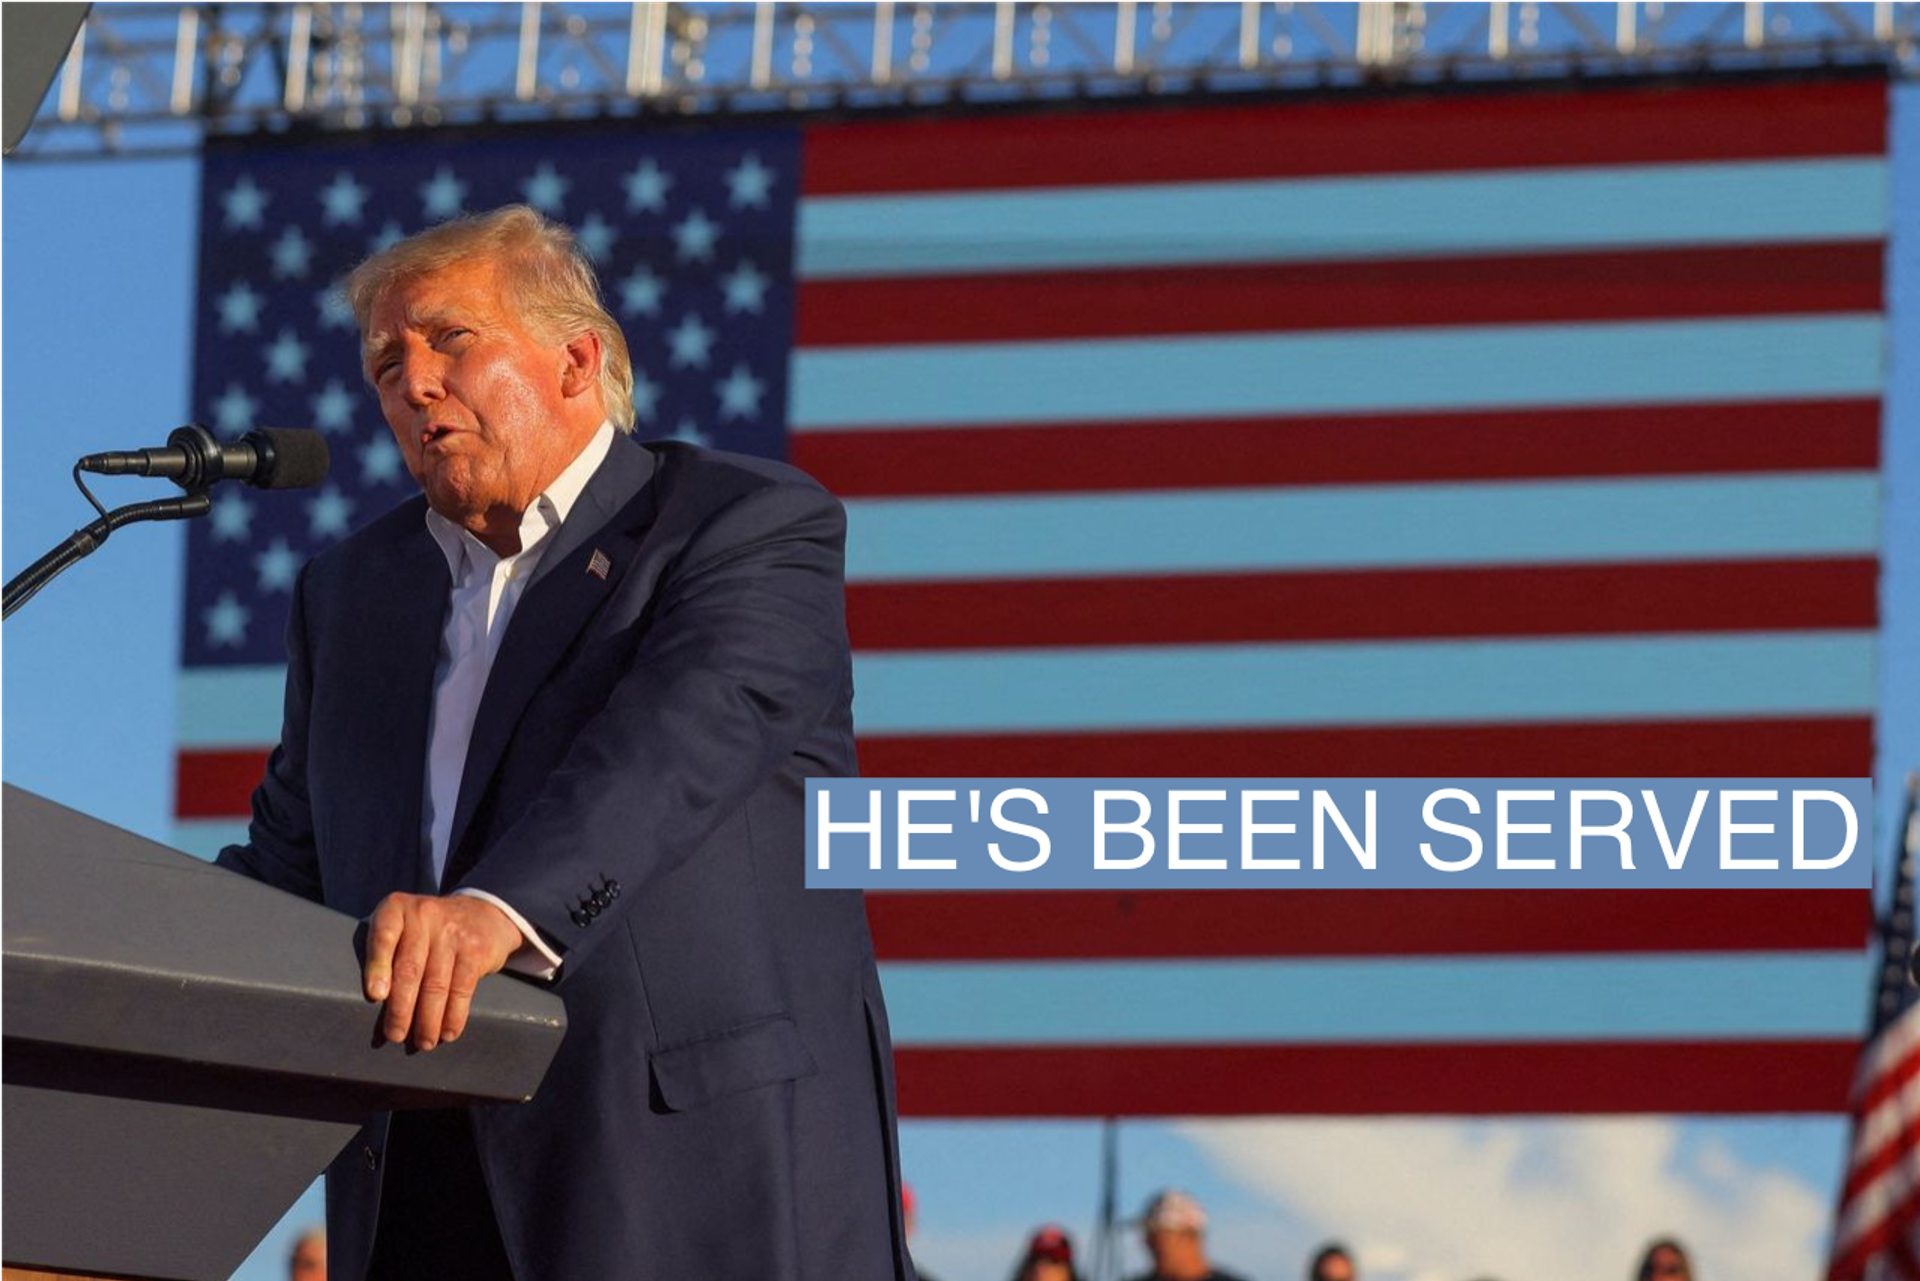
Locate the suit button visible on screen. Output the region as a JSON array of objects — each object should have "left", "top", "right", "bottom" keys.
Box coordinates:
[
  {"left": 363, "top": 1145, "right": 379, "bottom": 1171},
  {"left": 585, "top": 901, "right": 602, "bottom": 918},
  {"left": 591, "top": 891, "right": 610, "bottom": 908},
  {"left": 570, "top": 910, "right": 591, "bottom": 927},
  {"left": 606, "top": 880, "right": 621, "bottom": 898}
]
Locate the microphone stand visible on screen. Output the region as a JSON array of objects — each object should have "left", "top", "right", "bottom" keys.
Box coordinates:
[{"left": 2, "top": 490, "right": 211, "bottom": 622}]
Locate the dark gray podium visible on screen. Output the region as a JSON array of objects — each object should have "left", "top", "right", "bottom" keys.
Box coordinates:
[{"left": 2, "top": 786, "right": 568, "bottom": 1280}]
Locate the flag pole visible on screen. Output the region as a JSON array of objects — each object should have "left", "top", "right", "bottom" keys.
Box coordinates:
[{"left": 1094, "top": 1115, "right": 1119, "bottom": 1281}]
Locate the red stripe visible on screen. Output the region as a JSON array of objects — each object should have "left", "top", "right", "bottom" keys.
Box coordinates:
[
  {"left": 867, "top": 889, "right": 1867, "bottom": 961},
  {"left": 175, "top": 749, "right": 266, "bottom": 819},
  {"left": 794, "top": 400, "right": 1881, "bottom": 497},
  {"left": 856, "top": 718, "right": 1874, "bottom": 780},
  {"left": 184, "top": 719, "right": 1874, "bottom": 819},
  {"left": 892, "top": 1040, "right": 1859, "bottom": 1116},
  {"left": 796, "top": 243, "right": 1883, "bottom": 346},
  {"left": 848, "top": 559, "right": 1878, "bottom": 651},
  {"left": 803, "top": 79, "right": 1886, "bottom": 194}
]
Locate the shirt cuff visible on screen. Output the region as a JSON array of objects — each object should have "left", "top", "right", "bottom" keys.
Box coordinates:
[{"left": 453, "top": 887, "right": 563, "bottom": 981}]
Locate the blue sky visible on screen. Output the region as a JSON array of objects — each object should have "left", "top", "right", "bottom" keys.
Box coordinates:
[{"left": 3, "top": 84, "right": 1916, "bottom": 1281}]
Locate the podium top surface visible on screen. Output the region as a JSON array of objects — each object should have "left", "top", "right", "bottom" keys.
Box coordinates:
[{"left": 4, "top": 785, "right": 566, "bottom": 1106}]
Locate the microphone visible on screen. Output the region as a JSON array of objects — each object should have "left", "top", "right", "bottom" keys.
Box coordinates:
[{"left": 79, "top": 424, "right": 331, "bottom": 491}]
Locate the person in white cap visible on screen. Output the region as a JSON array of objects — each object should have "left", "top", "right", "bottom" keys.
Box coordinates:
[{"left": 1125, "top": 1189, "right": 1249, "bottom": 1281}]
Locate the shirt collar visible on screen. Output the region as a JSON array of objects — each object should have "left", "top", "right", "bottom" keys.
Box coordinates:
[{"left": 425, "top": 421, "right": 617, "bottom": 578}]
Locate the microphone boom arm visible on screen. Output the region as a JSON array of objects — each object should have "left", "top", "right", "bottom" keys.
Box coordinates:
[{"left": 2, "top": 491, "right": 212, "bottom": 622}]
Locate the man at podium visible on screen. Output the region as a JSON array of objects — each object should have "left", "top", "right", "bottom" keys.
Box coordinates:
[{"left": 216, "top": 205, "right": 910, "bottom": 1281}]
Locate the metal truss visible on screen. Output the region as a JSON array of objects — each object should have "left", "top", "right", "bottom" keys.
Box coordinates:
[{"left": 17, "top": 1, "right": 1920, "bottom": 159}]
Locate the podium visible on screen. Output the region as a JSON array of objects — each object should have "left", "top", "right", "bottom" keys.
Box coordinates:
[{"left": 2, "top": 786, "right": 568, "bottom": 1280}]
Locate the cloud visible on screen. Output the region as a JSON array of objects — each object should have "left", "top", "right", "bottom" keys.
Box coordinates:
[{"left": 1178, "top": 1117, "right": 1830, "bottom": 1281}]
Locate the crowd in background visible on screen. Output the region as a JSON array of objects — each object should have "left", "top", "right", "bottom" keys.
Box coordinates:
[
  {"left": 283, "top": 1188, "right": 1695, "bottom": 1281},
  {"left": 903, "top": 1185, "right": 1697, "bottom": 1281}
]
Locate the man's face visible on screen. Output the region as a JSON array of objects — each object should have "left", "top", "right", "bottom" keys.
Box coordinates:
[
  {"left": 1315, "top": 1253, "right": 1355, "bottom": 1281},
  {"left": 289, "top": 1235, "right": 325, "bottom": 1279},
  {"left": 364, "top": 258, "right": 587, "bottom": 534}
]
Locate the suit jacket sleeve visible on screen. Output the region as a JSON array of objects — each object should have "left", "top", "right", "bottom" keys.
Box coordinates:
[
  {"left": 455, "top": 474, "right": 853, "bottom": 981},
  {"left": 214, "top": 561, "right": 325, "bottom": 904}
]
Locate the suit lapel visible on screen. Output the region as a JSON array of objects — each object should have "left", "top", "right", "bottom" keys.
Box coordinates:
[
  {"left": 441, "top": 438, "right": 659, "bottom": 885},
  {"left": 358, "top": 508, "right": 451, "bottom": 897}
]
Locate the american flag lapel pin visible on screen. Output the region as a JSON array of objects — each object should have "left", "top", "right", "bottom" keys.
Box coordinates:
[{"left": 586, "top": 549, "right": 611, "bottom": 580}]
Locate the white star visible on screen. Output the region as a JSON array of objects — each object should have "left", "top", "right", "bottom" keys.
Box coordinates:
[
  {"left": 521, "top": 163, "right": 571, "bottom": 215},
  {"left": 310, "top": 379, "right": 356, "bottom": 434},
  {"left": 719, "top": 259, "right": 769, "bottom": 315},
  {"left": 631, "top": 371, "right": 662, "bottom": 423},
  {"left": 671, "top": 207, "right": 720, "bottom": 263},
  {"left": 221, "top": 176, "right": 269, "bottom": 230},
  {"left": 666, "top": 313, "right": 715, "bottom": 369},
  {"left": 724, "top": 152, "right": 774, "bottom": 210},
  {"left": 359, "top": 436, "right": 405, "bottom": 486},
  {"left": 254, "top": 538, "right": 301, "bottom": 594},
  {"left": 212, "top": 383, "right": 258, "bottom": 434},
  {"left": 265, "top": 329, "right": 310, "bottom": 383},
  {"left": 576, "top": 211, "right": 618, "bottom": 264},
  {"left": 620, "top": 264, "right": 666, "bottom": 317},
  {"left": 367, "top": 220, "right": 406, "bottom": 255},
  {"left": 217, "top": 281, "right": 265, "bottom": 333},
  {"left": 668, "top": 417, "right": 710, "bottom": 446},
  {"left": 715, "top": 363, "right": 765, "bottom": 420},
  {"left": 210, "top": 491, "right": 254, "bottom": 543},
  {"left": 307, "top": 486, "right": 356, "bottom": 540},
  {"left": 319, "top": 171, "right": 369, "bottom": 226},
  {"left": 315, "top": 282, "right": 355, "bottom": 331},
  {"left": 418, "top": 165, "right": 468, "bottom": 220},
  {"left": 623, "top": 158, "right": 672, "bottom": 213},
  {"left": 269, "top": 226, "right": 314, "bottom": 279},
  {"left": 204, "top": 590, "right": 251, "bottom": 648}
]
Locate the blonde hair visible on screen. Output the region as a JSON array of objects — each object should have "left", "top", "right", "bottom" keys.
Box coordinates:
[{"left": 344, "top": 205, "right": 637, "bottom": 431}]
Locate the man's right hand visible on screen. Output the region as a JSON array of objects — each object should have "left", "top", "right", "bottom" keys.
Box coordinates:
[{"left": 363, "top": 891, "right": 521, "bottom": 1051}]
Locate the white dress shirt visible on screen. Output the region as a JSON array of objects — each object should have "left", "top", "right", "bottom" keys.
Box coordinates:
[{"left": 428, "top": 421, "right": 616, "bottom": 979}]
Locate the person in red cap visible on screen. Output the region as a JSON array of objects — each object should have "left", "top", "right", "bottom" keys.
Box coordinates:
[
  {"left": 1011, "top": 1223, "right": 1084, "bottom": 1281},
  {"left": 1126, "top": 1190, "right": 1249, "bottom": 1281}
]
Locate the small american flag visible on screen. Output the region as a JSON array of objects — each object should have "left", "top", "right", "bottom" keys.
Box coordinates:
[
  {"left": 1829, "top": 776, "right": 1920, "bottom": 1281},
  {"left": 586, "top": 549, "right": 611, "bottom": 581}
]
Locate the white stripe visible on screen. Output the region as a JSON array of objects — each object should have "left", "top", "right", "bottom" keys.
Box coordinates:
[
  {"left": 790, "top": 315, "right": 1884, "bottom": 430},
  {"left": 177, "top": 666, "right": 285, "bottom": 747},
  {"left": 850, "top": 632, "right": 1874, "bottom": 734},
  {"left": 171, "top": 819, "right": 251, "bottom": 860},
  {"left": 843, "top": 474, "right": 1879, "bottom": 583},
  {"left": 877, "top": 952, "right": 1865, "bottom": 1046},
  {"left": 798, "top": 157, "right": 1887, "bottom": 279}
]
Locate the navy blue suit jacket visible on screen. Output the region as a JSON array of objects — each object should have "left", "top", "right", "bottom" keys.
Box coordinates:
[{"left": 217, "top": 437, "right": 912, "bottom": 1280}]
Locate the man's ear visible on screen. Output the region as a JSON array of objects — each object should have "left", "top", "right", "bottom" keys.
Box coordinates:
[{"left": 559, "top": 330, "right": 603, "bottom": 400}]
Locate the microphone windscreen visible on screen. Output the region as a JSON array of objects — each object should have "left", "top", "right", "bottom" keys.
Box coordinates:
[{"left": 253, "top": 428, "right": 332, "bottom": 490}]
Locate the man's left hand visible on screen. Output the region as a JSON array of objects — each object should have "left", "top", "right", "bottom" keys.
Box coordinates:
[{"left": 363, "top": 892, "right": 523, "bottom": 1051}]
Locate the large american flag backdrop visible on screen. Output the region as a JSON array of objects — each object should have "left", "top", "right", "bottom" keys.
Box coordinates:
[{"left": 175, "top": 75, "right": 1887, "bottom": 1117}]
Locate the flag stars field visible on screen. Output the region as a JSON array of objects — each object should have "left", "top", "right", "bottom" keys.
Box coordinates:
[
  {"left": 218, "top": 282, "right": 264, "bottom": 334},
  {"left": 521, "top": 162, "right": 570, "bottom": 214},
  {"left": 221, "top": 175, "right": 269, "bottom": 229},
  {"left": 309, "top": 379, "right": 356, "bottom": 433},
  {"left": 264, "top": 330, "right": 309, "bottom": 383},
  {"left": 726, "top": 152, "right": 775, "bottom": 209},
  {"left": 623, "top": 157, "right": 672, "bottom": 213},
  {"left": 721, "top": 259, "right": 770, "bottom": 314},
  {"left": 253, "top": 539, "right": 300, "bottom": 594},
  {"left": 672, "top": 207, "right": 720, "bottom": 262},
  {"left": 318, "top": 171, "right": 369, "bottom": 226},
  {"left": 621, "top": 263, "right": 666, "bottom": 316},
  {"left": 203, "top": 591, "right": 251, "bottom": 647},
  {"left": 667, "top": 313, "right": 716, "bottom": 368},
  {"left": 306, "top": 486, "right": 355, "bottom": 540},
  {"left": 418, "top": 165, "right": 467, "bottom": 220},
  {"left": 268, "top": 226, "right": 314, "bottom": 279},
  {"left": 576, "top": 211, "right": 618, "bottom": 263},
  {"left": 212, "top": 384, "right": 258, "bottom": 435}
]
